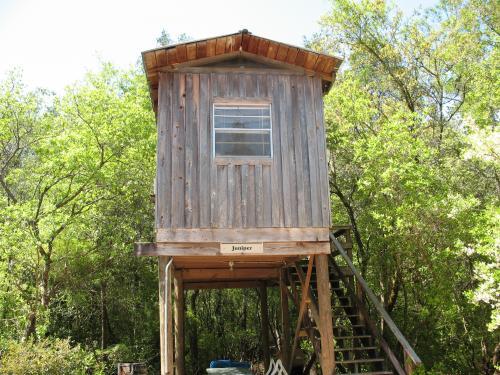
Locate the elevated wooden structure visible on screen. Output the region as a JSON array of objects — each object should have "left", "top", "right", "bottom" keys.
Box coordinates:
[{"left": 136, "top": 31, "right": 421, "bottom": 375}]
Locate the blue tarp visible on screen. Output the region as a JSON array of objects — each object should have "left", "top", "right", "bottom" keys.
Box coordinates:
[{"left": 209, "top": 360, "right": 251, "bottom": 369}]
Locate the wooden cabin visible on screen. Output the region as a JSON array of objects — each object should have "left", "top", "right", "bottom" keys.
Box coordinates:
[
  {"left": 137, "top": 30, "right": 343, "bottom": 374},
  {"left": 136, "top": 30, "right": 423, "bottom": 375}
]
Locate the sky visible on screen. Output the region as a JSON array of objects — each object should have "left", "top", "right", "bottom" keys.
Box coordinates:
[{"left": 0, "top": 0, "right": 438, "bottom": 93}]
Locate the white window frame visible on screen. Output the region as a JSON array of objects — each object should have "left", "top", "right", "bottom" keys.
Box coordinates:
[{"left": 212, "top": 102, "right": 273, "bottom": 159}]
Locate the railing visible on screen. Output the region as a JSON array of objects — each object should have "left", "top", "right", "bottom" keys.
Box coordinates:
[{"left": 329, "top": 232, "right": 423, "bottom": 375}]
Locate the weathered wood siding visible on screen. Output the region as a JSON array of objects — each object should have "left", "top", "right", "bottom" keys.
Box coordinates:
[{"left": 156, "top": 70, "right": 330, "bottom": 229}]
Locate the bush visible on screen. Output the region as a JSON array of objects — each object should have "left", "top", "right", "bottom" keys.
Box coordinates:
[{"left": 0, "top": 338, "right": 103, "bottom": 375}]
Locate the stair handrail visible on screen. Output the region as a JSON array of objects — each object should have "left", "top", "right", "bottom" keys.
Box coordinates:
[{"left": 329, "top": 232, "right": 423, "bottom": 372}]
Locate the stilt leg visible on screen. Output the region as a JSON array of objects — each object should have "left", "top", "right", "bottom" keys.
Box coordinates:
[
  {"left": 316, "top": 254, "right": 335, "bottom": 374},
  {"left": 259, "top": 283, "right": 270, "bottom": 371},
  {"left": 174, "top": 274, "right": 185, "bottom": 375}
]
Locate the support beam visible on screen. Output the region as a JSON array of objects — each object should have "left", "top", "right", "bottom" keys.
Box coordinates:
[
  {"left": 315, "top": 254, "right": 335, "bottom": 374},
  {"left": 178, "top": 268, "right": 279, "bottom": 282},
  {"left": 156, "top": 227, "right": 329, "bottom": 242},
  {"left": 135, "top": 241, "right": 330, "bottom": 256},
  {"left": 294, "top": 262, "right": 320, "bottom": 324},
  {"left": 159, "top": 257, "right": 166, "bottom": 375},
  {"left": 184, "top": 280, "right": 265, "bottom": 290},
  {"left": 259, "top": 283, "right": 271, "bottom": 371},
  {"left": 174, "top": 275, "right": 185, "bottom": 375},
  {"left": 286, "top": 269, "right": 322, "bottom": 364},
  {"left": 279, "top": 269, "right": 291, "bottom": 368},
  {"left": 289, "top": 256, "right": 314, "bottom": 372},
  {"left": 159, "top": 257, "right": 174, "bottom": 375}
]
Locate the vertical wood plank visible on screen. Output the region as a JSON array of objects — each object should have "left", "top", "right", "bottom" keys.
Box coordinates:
[
  {"left": 199, "top": 74, "right": 210, "bottom": 227},
  {"left": 241, "top": 164, "right": 248, "bottom": 227},
  {"left": 270, "top": 75, "right": 284, "bottom": 227},
  {"left": 210, "top": 73, "right": 218, "bottom": 227},
  {"left": 256, "top": 74, "right": 267, "bottom": 98},
  {"left": 233, "top": 165, "right": 242, "bottom": 228},
  {"left": 304, "top": 75, "right": 321, "bottom": 226},
  {"left": 184, "top": 74, "right": 193, "bottom": 227},
  {"left": 297, "top": 76, "right": 312, "bottom": 227},
  {"left": 255, "top": 164, "right": 263, "bottom": 227},
  {"left": 156, "top": 73, "right": 172, "bottom": 228},
  {"left": 191, "top": 74, "right": 200, "bottom": 227},
  {"left": 229, "top": 73, "right": 239, "bottom": 97},
  {"left": 217, "top": 73, "right": 228, "bottom": 97},
  {"left": 284, "top": 75, "right": 299, "bottom": 227},
  {"left": 244, "top": 74, "right": 255, "bottom": 98},
  {"left": 313, "top": 77, "right": 331, "bottom": 227},
  {"left": 237, "top": 73, "right": 244, "bottom": 98},
  {"left": 171, "top": 73, "right": 186, "bottom": 228},
  {"left": 227, "top": 164, "right": 235, "bottom": 228},
  {"left": 247, "top": 165, "right": 256, "bottom": 227},
  {"left": 174, "top": 274, "right": 185, "bottom": 375},
  {"left": 278, "top": 77, "right": 293, "bottom": 227},
  {"left": 217, "top": 165, "right": 228, "bottom": 228},
  {"left": 291, "top": 75, "right": 307, "bottom": 226},
  {"left": 262, "top": 165, "right": 272, "bottom": 227}
]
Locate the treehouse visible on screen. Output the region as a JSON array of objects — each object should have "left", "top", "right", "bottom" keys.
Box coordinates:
[{"left": 136, "top": 30, "right": 421, "bottom": 375}]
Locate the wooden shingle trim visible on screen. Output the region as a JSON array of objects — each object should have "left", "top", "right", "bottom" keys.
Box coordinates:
[
  {"left": 215, "top": 37, "right": 226, "bottom": 55},
  {"left": 196, "top": 41, "right": 207, "bottom": 59},
  {"left": 141, "top": 31, "right": 343, "bottom": 112},
  {"left": 186, "top": 43, "right": 197, "bottom": 61}
]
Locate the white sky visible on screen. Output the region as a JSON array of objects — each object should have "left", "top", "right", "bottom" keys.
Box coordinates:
[{"left": 0, "top": 0, "right": 437, "bottom": 93}]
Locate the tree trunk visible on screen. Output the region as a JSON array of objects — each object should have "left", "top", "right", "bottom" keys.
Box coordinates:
[
  {"left": 41, "top": 253, "right": 52, "bottom": 308},
  {"left": 101, "top": 282, "right": 109, "bottom": 350},
  {"left": 23, "top": 310, "right": 37, "bottom": 340},
  {"left": 189, "top": 291, "right": 199, "bottom": 374}
]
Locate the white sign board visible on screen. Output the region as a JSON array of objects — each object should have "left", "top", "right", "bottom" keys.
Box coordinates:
[{"left": 220, "top": 243, "right": 264, "bottom": 254}]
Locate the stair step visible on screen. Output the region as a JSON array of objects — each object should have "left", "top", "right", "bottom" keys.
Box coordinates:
[
  {"left": 337, "top": 314, "right": 361, "bottom": 319},
  {"left": 337, "top": 358, "right": 385, "bottom": 365},
  {"left": 334, "top": 324, "right": 365, "bottom": 329},
  {"left": 335, "top": 335, "right": 372, "bottom": 340},
  {"left": 335, "top": 346, "right": 378, "bottom": 352},
  {"left": 339, "top": 372, "right": 392, "bottom": 375}
]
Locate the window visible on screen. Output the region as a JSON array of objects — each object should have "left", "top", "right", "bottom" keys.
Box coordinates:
[{"left": 213, "top": 104, "right": 272, "bottom": 158}]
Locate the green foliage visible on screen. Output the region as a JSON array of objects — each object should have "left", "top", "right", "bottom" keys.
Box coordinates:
[
  {"left": 0, "top": 338, "right": 103, "bottom": 375},
  {"left": 0, "top": 64, "right": 158, "bottom": 371},
  {"left": 311, "top": 0, "right": 499, "bottom": 372},
  {"left": 0, "top": 2, "right": 498, "bottom": 374}
]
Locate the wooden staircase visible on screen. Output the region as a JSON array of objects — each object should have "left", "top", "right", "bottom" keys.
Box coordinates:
[{"left": 284, "top": 228, "right": 421, "bottom": 375}]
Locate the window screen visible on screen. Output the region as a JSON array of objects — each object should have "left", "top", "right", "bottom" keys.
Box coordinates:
[{"left": 213, "top": 104, "right": 272, "bottom": 157}]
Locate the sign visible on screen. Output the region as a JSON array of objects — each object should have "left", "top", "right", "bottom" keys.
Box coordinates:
[{"left": 220, "top": 243, "right": 264, "bottom": 254}]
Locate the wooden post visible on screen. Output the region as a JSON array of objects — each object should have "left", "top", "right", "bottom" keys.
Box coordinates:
[
  {"left": 315, "top": 254, "right": 335, "bottom": 375},
  {"left": 279, "top": 269, "right": 291, "bottom": 367},
  {"left": 174, "top": 274, "right": 185, "bottom": 375},
  {"left": 289, "top": 256, "right": 315, "bottom": 372},
  {"left": 259, "top": 283, "right": 270, "bottom": 371},
  {"left": 159, "top": 257, "right": 174, "bottom": 375},
  {"left": 159, "top": 257, "right": 166, "bottom": 375},
  {"left": 404, "top": 349, "right": 419, "bottom": 374}
]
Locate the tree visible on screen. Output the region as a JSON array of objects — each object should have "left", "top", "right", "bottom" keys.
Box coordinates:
[
  {"left": 308, "top": 0, "right": 499, "bottom": 372},
  {"left": 0, "top": 64, "right": 156, "bottom": 342},
  {"left": 156, "top": 29, "right": 192, "bottom": 47}
]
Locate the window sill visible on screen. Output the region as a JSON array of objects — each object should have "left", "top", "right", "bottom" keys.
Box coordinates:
[{"left": 214, "top": 157, "right": 273, "bottom": 166}]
